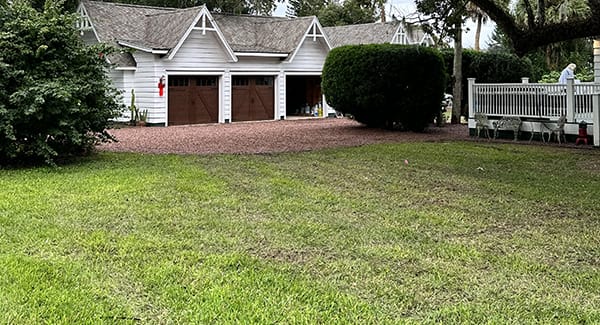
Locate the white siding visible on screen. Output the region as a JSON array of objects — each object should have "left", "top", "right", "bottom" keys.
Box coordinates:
[
  {"left": 285, "top": 38, "right": 329, "bottom": 71},
  {"left": 222, "top": 70, "right": 231, "bottom": 122},
  {"left": 107, "top": 69, "right": 130, "bottom": 122},
  {"left": 131, "top": 52, "right": 164, "bottom": 123},
  {"left": 115, "top": 30, "right": 330, "bottom": 125},
  {"left": 81, "top": 30, "right": 98, "bottom": 45},
  {"left": 277, "top": 71, "right": 286, "bottom": 119},
  {"left": 165, "top": 31, "right": 229, "bottom": 69}
]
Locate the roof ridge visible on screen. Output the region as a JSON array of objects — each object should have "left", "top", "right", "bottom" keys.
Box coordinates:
[
  {"left": 145, "top": 5, "right": 205, "bottom": 17},
  {"left": 325, "top": 21, "right": 399, "bottom": 28},
  {"left": 212, "top": 12, "right": 290, "bottom": 20},
  {"left": 85, "top": 0, "right": 178, "bottom": 11}
]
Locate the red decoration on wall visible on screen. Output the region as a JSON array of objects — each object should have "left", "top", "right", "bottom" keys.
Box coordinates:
[{"left": 158, "top": 76, "right": 165, "bottom": 97}]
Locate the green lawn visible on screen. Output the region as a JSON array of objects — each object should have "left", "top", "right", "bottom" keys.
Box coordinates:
[{"left": 0, "top": 142, "right": 599, "bottom": 323}]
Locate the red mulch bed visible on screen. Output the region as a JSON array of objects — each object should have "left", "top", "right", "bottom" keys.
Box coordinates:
[{"left": 98, "top": 118, "right": 470, "bottom": 155}]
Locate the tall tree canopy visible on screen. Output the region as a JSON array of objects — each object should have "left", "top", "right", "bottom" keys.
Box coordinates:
[
  {"left": 317, "top": 0, "right": 376, "bottom": 26},
  {"left": 416, "top": 0, "right": 600, "bottom": 55},
  {"left": 106, "top": 0, "right": 281, "bottom": 15},
  {"left": 468, "top": 0, "right": 599, "bottom": 55},
  {"left": 287, "top": 0, "right": 377, "bottom": 26}
]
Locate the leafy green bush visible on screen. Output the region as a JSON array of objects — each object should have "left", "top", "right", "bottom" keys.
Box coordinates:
[
  {"left": 322, "top": 44, "right": 446, "bottom": 131},
  {"left": 440, "top": 49, "right": 533, "bottom": 116},
  {"left": 538, "top": 71, "right": 561, "bottom": 83},
  {"left": 0, "top": 1, "right": 122, "bottom": 166}
]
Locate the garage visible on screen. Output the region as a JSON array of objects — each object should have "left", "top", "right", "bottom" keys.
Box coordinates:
[
  {"left": 168, "top": 76, "right": 219, "bottom": 125},
  {"left": 232, "top": 76, "right": 274, "bottom": 122},
  {"left": 286, "top": 76, "right": 322, "bottom": 117}
]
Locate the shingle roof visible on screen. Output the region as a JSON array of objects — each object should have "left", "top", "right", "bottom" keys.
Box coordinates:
[
  {"left": 82, "top": 0, "right": 315, "bottom": 59},
  {"left": 212, "top": 14, "right": 313, "bottom": 53},
  {"left": 83, "top": 1, "right": 174, "bottom": 46},
  {"left": 324, "top": 22, "right": 398, "bottom": 48},
  {"left": 81, "top": 1, "right": 426, "bottom": 66},
  {"left": 323, "top": 21, "right": 433, "bottom": 47}
]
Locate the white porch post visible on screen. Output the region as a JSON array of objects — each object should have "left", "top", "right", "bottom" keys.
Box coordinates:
[
  {"left": 223, "top": 69, "right": 231, "bottom": 123},
  {"left": 468, "top": 78, "right": 476, "bottom": 118},
  {"left": 521, "top": 77, "right": 529, "bottom": 84},
  {"left": 594, "top": 40, "right": 600, "bottom": 82},
  {"left": 279, "top": 70, "right": 286, "bottom": 120},
  {"left": 566, "top": 78, "right": 575, "bottom": 122},
  {"left": 594, "top": 94, "right": 600, "bottom": 147},
  {"left": 594, "top": 40, "right": 600, "bottom": 146}
]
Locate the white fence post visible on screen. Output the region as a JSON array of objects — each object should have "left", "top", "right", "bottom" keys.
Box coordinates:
[
  {"left": 468, "top": 78, "right": 476, "bottom": 118},
  {"left": 594, "top": 93, "right": 600, "bottom": 147},
  {"left": 594, "top": 40, "right": 600, "bottom": 83},
  {"left": 566, "top": 78, "right": 575, "bottom": 122},
  {"left": 521, "top": 77, "right": 529, "bottom": 84}
]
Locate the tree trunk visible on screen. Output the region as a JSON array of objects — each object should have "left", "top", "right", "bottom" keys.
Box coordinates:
[
  {"left": 379, "top": 1, "right": 386, "bottom": 22},
  {"left": 452, "top": 25, "right": 463, "bottom": 124},
  {"left": 474, "top": 15, "right": 482, "bottom": 51}
]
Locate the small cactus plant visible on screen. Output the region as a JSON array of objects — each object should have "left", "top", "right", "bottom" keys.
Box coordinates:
[
  {"left": 129, "top": 89, "right": 138, "bottom": 125},
  {"left": 139, "top": 109, "right": 148, "bottom": 124}
]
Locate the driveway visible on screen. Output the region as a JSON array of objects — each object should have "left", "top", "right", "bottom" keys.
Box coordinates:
[{"left": 99, "top": 118, "right": 469, "bottom": 155}]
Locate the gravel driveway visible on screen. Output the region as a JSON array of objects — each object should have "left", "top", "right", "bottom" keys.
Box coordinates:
[{"left": 99, "top": 118, "right": 469, "bottom": 155}]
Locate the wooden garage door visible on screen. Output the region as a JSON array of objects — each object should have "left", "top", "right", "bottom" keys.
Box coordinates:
[
  {"left": 168, "top": 76, "right": 219, "bottom": 125},
  {"left": 232, "top": 76, "right": 274, "bottom": 122}
]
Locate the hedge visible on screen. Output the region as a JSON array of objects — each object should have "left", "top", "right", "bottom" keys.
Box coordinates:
[
  {"left": 441, "top": 50, "right": 533, "bottom": 116},
  {"left": 0, "top": 1, "right": 122, "bottom": 166},
  {"left": 322, "top": 44, "right": 446, "bottom": 131}
]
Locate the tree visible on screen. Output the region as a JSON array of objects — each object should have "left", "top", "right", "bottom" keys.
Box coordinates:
[
  {"left": 286, "top": 0, "right": 326, "bottom": 17},
  {"left": 486, "top": 0, "right": 593, "bottom": 81},
  {"left": 468, "top": 0, "right": 599, "bottom": 55},
  {"left": 110, "top": 0, "right": 281, "bottom": 15},
  {"left": 0, "top": 0, "right": 122, "bottom": 165},
  {"left": 466, "top": 2, "right": 488, "bottom": 51},
  {"left": 317, "top": 0, "right": 376, "bottom": 26},
  {"left": 415, "top": 0, "right": 469, "bottom": 123}
]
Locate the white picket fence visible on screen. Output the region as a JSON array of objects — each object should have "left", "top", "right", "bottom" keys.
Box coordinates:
[{"left": 467, "top": 78, "right": 600, "bottom": 146}]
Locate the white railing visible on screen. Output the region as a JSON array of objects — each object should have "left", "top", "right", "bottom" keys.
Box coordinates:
[
  {"left": 468, "top": 78, "right": 598, "bottom": 122},
  {"left": 468, "top": 78, "right": 599, "bottom": 146}
]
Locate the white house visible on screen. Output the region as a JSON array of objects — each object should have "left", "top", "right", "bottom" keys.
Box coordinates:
[{"left": 77, "top": 1, "right": 434, "bottom": 126}]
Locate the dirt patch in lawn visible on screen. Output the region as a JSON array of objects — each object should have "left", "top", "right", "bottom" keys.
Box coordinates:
[{"left": 98, "top": 118, "right": 469, "bottom": 155}]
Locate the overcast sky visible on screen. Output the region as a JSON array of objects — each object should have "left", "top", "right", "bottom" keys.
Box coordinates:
[{"left": 274, "top": 0, "right": 496, "bottom": 49}]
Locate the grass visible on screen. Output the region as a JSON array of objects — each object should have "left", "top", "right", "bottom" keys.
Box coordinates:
[{"left": 0, "top": 141, "right": 599, "bottom": 323}]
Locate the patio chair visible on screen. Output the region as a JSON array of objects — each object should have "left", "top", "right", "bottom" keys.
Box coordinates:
[
  {"left": 543, "top": 115, "right": 567, "bottom": 144},
  {"left": 473, "top": 113, "right": 490, "bottom": 138}
]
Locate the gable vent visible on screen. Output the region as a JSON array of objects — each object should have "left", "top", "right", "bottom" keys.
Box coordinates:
[{"left": 76, "top": 5, "right": 92, "bottom": 31}]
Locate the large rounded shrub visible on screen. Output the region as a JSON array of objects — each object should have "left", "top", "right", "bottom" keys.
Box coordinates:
[
  {"left": 322, "top": 44, "right": 446, "bottom": 131},
  {"left": 0, "top": 1, "right": 122, "bottom": 166}
]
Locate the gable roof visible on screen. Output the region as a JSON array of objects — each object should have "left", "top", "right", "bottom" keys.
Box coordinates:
[
  {"left": 82, "top": 1, "right": 172, "bottom": 47},
  {"left": 80, "top": 0, "right": 318, "bottom": 64},
  {"left": 324, "top": 21, "right": 434, "bottom": 48},
  {"left": 213, "top": 14, "right": 314, "bottom": 53},
  {"left": 324, "top": 22, "right": 398, "bottom": 48},
  {"left": 79, "top": 1, "right": 425, "bottom": 66}
]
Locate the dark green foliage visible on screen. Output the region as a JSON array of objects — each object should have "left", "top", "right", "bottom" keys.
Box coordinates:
[
  {"left": 0, "top": 1, "right": 122, "bottom": 166},
  {"left": 440, "top": 49, "right": 533, "bottom": 115},
  {"left": 286, "top": 0, "right": 325, "bottom": 17},
  {"left": 317, "top": 0, "right": 376, "bottom": 26},
  {"left": 106, "top": 0, "right": 279, "bottom": 15},
  {"left": 322, "top": 44, "right": 446, "bottom": 131}
]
